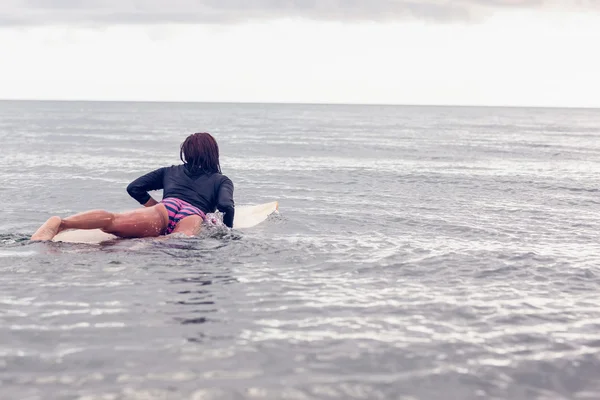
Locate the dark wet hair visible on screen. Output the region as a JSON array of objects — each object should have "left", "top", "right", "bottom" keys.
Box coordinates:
[{"left": 180, "top": 132, "right": 221, "bottom": 174}]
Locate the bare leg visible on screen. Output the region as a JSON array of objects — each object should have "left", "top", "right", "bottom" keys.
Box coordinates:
[
  {"left": 31, "top": 205, "right": 169, "bottom": 241},
  {"left": 62, "top": 205, "right": 169, "bottom": 238},
  {"left": 170, "top": 215, "right": 204, "bottom": 237},
  {"left": 31, "top": 216, "right": 62, "bottom": 241},
  {"left": 60, "top": 210, "right": 117, "bottom": 231}
]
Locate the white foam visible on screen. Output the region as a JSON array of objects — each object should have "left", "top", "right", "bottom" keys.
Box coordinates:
[{"left": 0, "top": 250, "right": 36, "bottom": 258}]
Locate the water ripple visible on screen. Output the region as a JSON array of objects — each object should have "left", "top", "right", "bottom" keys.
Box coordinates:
[{"left": 1, "top": 102, "right": 600, "bottom": 399}]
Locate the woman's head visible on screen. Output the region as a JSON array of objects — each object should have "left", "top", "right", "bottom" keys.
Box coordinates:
[{"left": 180, "top": 132, "right": 221, "bottom": 173}]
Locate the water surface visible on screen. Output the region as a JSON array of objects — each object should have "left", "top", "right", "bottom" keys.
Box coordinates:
[{"left": 1, "top": 101, "right": 600, "bottom": 399}]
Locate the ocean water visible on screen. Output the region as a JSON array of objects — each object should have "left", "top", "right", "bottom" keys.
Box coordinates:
[{"left": 1, "top": 100, "right": 600, "bottom": 400}]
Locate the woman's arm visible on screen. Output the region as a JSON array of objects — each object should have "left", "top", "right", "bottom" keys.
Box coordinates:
[
  {"left": 126, "top": 167, "right": 166, "bottom": 206},
  {"left": 216, "top": 177, "right": 235, "bottom": 228}
]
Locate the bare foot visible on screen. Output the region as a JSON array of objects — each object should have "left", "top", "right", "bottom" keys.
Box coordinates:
[{"left": 31, "top": 216, "right": 63, "bottom": 241}]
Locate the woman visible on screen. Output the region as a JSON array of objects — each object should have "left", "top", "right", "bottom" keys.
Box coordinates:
[{"left": 31, "top": 132, "right": 234, "bottom": 241}]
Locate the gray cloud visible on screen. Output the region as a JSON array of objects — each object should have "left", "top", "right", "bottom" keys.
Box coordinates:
[{"left": 0, "top": 0, "right": 595, "bottom": 26}]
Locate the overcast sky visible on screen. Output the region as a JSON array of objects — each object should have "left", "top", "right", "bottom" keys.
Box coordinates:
[{"left": 1, "top": 1, "right": 599, "bottom": 107}]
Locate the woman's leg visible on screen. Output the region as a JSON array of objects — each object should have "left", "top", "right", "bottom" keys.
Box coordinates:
[
  {"left": 170, "top": 215, "right": 204, "bottom": 237},
  {"left": 31, "top": 216, "right": 63, "bottom": 241},
  {"left": 31, "top": 205, "right": 169, "bottom": 241}
]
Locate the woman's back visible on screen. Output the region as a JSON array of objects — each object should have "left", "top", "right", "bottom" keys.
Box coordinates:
[{"left": 127, "top": 164, "right": 235, "bottom": 227}]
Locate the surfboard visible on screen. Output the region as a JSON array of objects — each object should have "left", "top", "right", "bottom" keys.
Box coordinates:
[{"left": 51, "top": 201, "right": 279, "bottom": 244}]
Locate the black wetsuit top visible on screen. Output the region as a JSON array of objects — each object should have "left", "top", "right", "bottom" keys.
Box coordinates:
[{"left": 126, "top": 165, "right": 235, "bottom": 228}]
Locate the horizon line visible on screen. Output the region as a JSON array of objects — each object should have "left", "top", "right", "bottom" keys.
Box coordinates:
[{"left": 1, "top": 98, "right": 599, "bottom": 111}]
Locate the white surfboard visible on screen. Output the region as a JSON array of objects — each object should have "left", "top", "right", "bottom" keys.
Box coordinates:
[{"left": 52, "top": 201, "right": 279, "bottom": 244}]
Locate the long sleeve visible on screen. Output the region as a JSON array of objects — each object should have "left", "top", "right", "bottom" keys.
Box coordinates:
[
  {"left": 126, "top": 167, "right": 166, "bottom": 205},
  {"left": 217, "top": 177, "right": 235, "bottom": 228}
]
